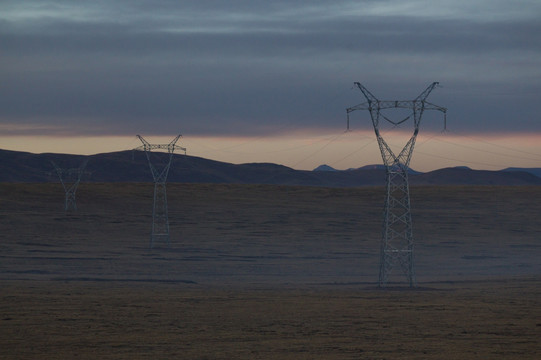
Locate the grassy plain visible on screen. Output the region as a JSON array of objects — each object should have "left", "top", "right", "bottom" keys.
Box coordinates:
[{"left": 1, "top": 183, "right": 540, "bottom": 358}]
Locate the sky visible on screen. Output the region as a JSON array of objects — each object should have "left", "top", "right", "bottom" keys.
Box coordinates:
[{"left": 1, "top": 0, "right": 540, "bottom": 171}]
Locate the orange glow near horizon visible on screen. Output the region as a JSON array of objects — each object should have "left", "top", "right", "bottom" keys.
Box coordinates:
[{"left": 0, "top": 131, "right": 540, "bottom": 172}]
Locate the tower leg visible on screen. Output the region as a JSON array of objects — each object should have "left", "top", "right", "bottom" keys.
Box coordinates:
[
  {"left": 151, "top": 182, "right": 170, "bottom": 248},
  {"left": 379, "top": 168, "right": 416, "bottom": 287},
  {"left": 65, "top": 190, "right": 77, "bottom": 212}
]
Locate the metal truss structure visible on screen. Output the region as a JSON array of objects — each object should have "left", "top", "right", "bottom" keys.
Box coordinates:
[
  {"left": 51, "top": 159, "right": 88, "bottom": 212},
  {"left": 347, "top": 82, "right": 446, "bottom": 287},
  {"left": 134, "top": 135, "right": 186, "bottom": 248}
]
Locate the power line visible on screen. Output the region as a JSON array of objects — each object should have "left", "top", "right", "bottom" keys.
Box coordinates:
[
  {"left": 430, "top": 137, "right": 541, "bottom": 162},
  {"left": 452, "top": 133, "right": 541, "bottom": 159},
  {"left": 264, "top": 134, "right": 346, "bottom": 154},
  {"left": 413, "top": 148, "right": 505, "bottom": 169},
  {"left": 329, "top": 136, "right": 376, "bottom": 168},
  {"left": 291, "top": 131, "right": 346, "bottom": 168}
]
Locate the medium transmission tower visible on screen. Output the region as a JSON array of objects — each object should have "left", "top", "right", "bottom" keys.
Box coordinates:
[
  {"left": 347, "top": 82, "right": 446, "bottom": 287},
  {"left": 134, "top": 134, "right": 186, "bottom": 248},
  {"left": 51, "top": 159, "right": 88, "bottom": 212}
]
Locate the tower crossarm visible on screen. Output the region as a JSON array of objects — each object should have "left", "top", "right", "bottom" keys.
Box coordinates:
[
  {"left": 134, "top": 143, "right": 187, "bottom": 153},
  {"left": 376, "top": 100, "right": 418, "bottom": 110},
  {"left": 346, "top": 102, "right": 370, "bottom": 113},
  {"left": 424, "top": 101, "right": 447, "bottom": 113},
  {"left": 135, "top": 134, "right": 152, "bottom": 151},
  {"left": 50, "top": 159, "right": 88, "bottom": 212},
  {"left": 50, "top": 159, "right": 88, "bottom": 185},
  {"left": 169, "top": 134, "right": 181, "bottom": 147},
  {"left": 415, "top": 82, "right": 440, "bottom": 101},
  {"left": 347, "top": 84, "right": 447, "bottom": 130},
  {"left": 423, "top": 101, "right": 448, "bottom": 130},
  {"left": 348, "top": 82, "right": 444, "bottom": 111},
  {"left": 134, "top": 135, "right": 187, "bottom": 154},
  {"left": 353, "top": 82, "right": 378, "bottom": 103},
  {"left": 348, "top": 100, "right": 430, "bottom": 112}
]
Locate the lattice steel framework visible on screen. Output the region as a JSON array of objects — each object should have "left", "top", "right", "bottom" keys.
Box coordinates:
[
  {"left": 51, "top": 159, "right": 88, "bottom": 212},
  {"left": 134, "top": 135, "right": 186, "bottom": 248},
  {"left": 347, "top": 82, "right": 446, "bottom": 287}
]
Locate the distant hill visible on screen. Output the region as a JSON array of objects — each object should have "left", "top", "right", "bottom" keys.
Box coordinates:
[
  {"left": 313, "top": 164, "right": 337, "bottom": 172},
  {"left": 354, "top": 164, "right": 422, "bottom": 175},
  {"left": 503, "top": 167, "right": 541, "bottom": 178},
  {"left": 1, "top": 149, "right": 540, "bottom": 187},
  {"left": 410, "top": 167, "right": 541, "bottom": 186}
]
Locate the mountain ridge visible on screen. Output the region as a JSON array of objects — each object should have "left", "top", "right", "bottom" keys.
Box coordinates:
[{"left": 1, "top": 148, "right": 540, "bottom": 187}]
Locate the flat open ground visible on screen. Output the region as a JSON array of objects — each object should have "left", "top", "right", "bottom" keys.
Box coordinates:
[{"left": 1, "top": 183, "right": 540, "bottom": 358}]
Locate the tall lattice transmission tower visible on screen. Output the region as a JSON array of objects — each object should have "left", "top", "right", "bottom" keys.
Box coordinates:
[
  {"left": 134, "top": 135, "right": 186, "bottom": 248},
  {"left": 347, "top": 82, "right": 446, "bottom": 287},
  {"left": 51, "top": 159, "right": 88, "bottom": 212}
]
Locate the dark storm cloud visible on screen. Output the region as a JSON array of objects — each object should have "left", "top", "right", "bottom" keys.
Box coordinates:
[{"left": 1, "top": 0, "right": 540, "bottom": 136}]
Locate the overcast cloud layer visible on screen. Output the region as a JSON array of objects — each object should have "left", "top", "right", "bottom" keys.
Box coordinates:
[{"left": 1, "top": 0, "right": 540, "bottom": 137}]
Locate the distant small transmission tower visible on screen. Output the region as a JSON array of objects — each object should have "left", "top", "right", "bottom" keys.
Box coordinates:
[
  {"left": 51, "top": 159, "right": 88, "bottom": 212},
  {"left": 134, "top": 134, "right": 186, "bottom": 248},
  {"left": 347, "top": 82, "right": 446, "bottom": 287}
]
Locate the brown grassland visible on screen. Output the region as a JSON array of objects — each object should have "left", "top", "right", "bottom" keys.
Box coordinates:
[{"left": 0, "top": 183, "right": 540, "bottom": 359}]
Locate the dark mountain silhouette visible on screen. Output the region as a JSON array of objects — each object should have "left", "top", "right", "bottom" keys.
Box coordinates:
[
  {"left": 1, "top": 148, "right": 540, "bottom": 186},
  {"left": 313, "top": 164, "right": 337, "bottom": 172},
  {"left": 503, "top": 167, "right": 541, "bottom": 178},
  {"left": 410, "top": 167, "right": 541, "bottom": 186},
  {"left": 353, "top": 164, "right": 422, "bottom": 175}
]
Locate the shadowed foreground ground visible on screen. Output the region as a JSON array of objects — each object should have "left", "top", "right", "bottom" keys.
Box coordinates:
[
  {"left": 1, "top": 183, "right": 540, "bottom": 358},
  {"left": 2, "top": 279, "right": 540, "bottom": 359}
]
